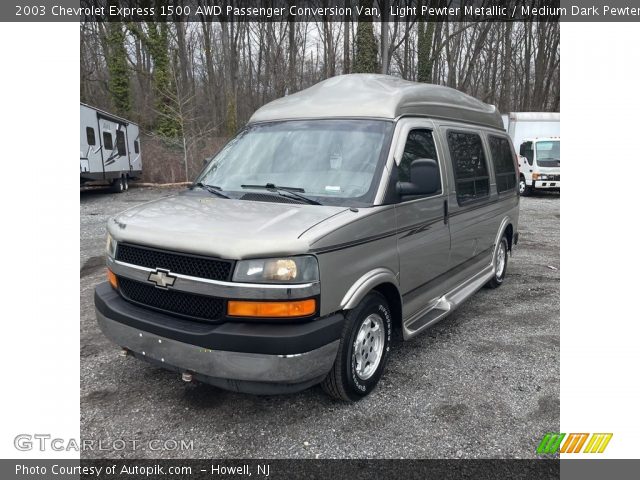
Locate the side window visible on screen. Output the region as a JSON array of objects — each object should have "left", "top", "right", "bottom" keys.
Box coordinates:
[
  {"left": 134, "top": 140, "right": 139, "bottom": 154},
  {"left": 397, "top": 129, "right": 441, "bottom": 194},
  {"left": 520, "top": 141, "right": 534, "bottom": 165},
  {"left": 447, "top": 131, "right": 490, "bottom": 204},
  {"left": 116, "top": 130, "right": 127, "bottom": 156},
  {"left": 103, "top": 132, "right": 113, "bottom": 150},
  {"left": 488, "top": 135, "right": 517, "bottom": 193},
  {"left": 86, "top": 127, "right": 95, "bottom": 146}
]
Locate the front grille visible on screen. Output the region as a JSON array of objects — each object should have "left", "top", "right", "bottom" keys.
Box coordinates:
[
  {"left": 547, "top": 174, "right": 560, "bottom": 181},
  {"left": 118, "top": 277, "right": 225, "bottom": 322},
  {"left": 116, "top": 243, "right": 232, "bottom": 281}
]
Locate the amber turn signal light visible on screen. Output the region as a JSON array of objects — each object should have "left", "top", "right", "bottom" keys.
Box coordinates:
[
  {"left": 227, "top": 299, "right": 316, "bottom": 318},
  {"left": 107, "top": 268, "right": 118, "bottom": 289}
]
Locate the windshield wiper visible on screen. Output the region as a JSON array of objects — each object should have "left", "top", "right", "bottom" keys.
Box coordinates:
[
  {"left": 192, "top": 182, "right": 230, "bottom": 199},
  {"left": 241, "top": 183, "right": 322, "bottom": 205}
]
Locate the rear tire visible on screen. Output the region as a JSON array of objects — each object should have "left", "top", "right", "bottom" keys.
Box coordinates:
[
  {"left": 111, "top": 177, "right": 124, "bottom": 193},
  {"left": 486, "top": 236, "right": 508, "bottom": 289},
  {"left": 321, "top": 291, "right": 392, "bottom": 402},
  {"left": 123, "top": 175, "right": 129, "bottom": 191}
]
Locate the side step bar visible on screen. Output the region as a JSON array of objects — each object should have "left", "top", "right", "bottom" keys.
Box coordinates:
[{"left": 403, "top": 265, "right": 494, "bottom": 339}]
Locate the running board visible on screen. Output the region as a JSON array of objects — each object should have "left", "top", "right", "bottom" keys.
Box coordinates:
[{"left": 402, "top": 265, "right": 494, "bottom": 340}]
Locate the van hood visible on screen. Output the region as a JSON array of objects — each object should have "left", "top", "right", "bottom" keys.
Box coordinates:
[{"left": 107, "top": 191, "right": 349, "bottom": 259}]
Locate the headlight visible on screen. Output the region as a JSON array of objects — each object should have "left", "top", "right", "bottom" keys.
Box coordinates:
[
  {"left": 232, "top": 256, "right": 319, "bottom": 283},
  {"left": 532, "top": 173, "right": 549, "bottom": 181},
  {"left": 106, "top": 233, "right": 118, "bottom": 259}
]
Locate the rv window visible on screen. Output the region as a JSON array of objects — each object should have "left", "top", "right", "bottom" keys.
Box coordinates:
[
  {"left": 134, "top": 140, "right": 139, "bottom": 154},
  {"left": 447, "top": 131, "right": 490, "bottom": 204},
  {"left": 103, "top": 132, "right": 113, "bottom": 150},
  {"left": 116, "top": 130, "right": 127, "bottom": 156},
  {"left": 86, "top": 127, "right": 95, "bottom": 146},
  {"left": 488, "top": 136, "right": 517, "bottom": 193}
]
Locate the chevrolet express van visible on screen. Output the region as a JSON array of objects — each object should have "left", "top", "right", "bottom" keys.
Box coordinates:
[{"left": 95, "top": 74, "right": 520, "bottom": 401}]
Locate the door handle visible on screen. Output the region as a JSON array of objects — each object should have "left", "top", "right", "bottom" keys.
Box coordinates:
[{"left": 443, "top": 199, "right": 449, "bottom": 225}]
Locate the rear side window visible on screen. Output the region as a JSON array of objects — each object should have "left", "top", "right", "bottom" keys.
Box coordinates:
[
  {"left": 103, "top": 132, "right": 113, "bottom": 150},
  {"left": 134, "top": 140, "right": 139, "bottom": 154},
  {"left": 86, "top": 127, "right": 95, "bottom": 146},
  {"left": 398, "top": 129, "right": 440, "bottom": 191},
  {"left": 116, "top": 130, "right": 127, "bottom": 156},
  {"left": 488, "top": 136, "right": 517, "bottom": 193},
  {"left": 447, "top": 131, "right": 490, "bottom": 204}
]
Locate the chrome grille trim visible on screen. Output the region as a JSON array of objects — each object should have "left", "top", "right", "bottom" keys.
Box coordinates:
[{"left": 107, "top": 257, "right": 320, "bottom": 300}]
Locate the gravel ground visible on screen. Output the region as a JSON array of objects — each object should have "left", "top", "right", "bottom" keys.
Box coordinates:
[{"left": 80, "top": 186, "right": 559, "bottom": 459}]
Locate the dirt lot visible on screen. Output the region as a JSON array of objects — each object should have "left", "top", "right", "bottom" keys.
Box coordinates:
[{"left": 80, "top": 186, "right": 559, "bottom": 459}]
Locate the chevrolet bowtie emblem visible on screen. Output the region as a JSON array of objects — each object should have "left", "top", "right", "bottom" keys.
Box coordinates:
[{"left": 148, "top": 268, "right": 177, "bottom": 289}]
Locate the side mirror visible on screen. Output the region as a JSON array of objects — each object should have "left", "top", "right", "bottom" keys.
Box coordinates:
[
  {"left": 202, "top": 158, "right": 209, "bottom": 166},
  {"left": 519, "top": 144, "right": 526, "bottom": 156},
  {"left": 396, "top": 158, "right": 440, "bottom": 197}
]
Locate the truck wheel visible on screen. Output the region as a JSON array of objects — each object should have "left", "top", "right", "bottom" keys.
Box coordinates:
[
  {"left": 486, "top": 236, "right": 509, "bottom": 289},
  {"left": 519, "top": 176, "right": 532, "bottom": 196},
  {"left": 321, "top": 291, "right": 392, "bottom": 402},
  {"left": 111, "top": 177, "right": 124, "bottom": 193},
  {"left": 123, "top": 175, "right": 129, "bottom": 191}
]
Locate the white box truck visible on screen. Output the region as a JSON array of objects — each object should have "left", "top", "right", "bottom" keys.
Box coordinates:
[
  {"left": 80, "top": 103, "right": 142, "bottom": 192},
  {"left": 506, "top": 112, "right": 560, "bottom": 196}
]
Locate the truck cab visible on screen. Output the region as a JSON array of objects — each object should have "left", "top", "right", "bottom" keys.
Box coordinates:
[{"left": 518, "top": 137, "right": 560, "bottom": 195}]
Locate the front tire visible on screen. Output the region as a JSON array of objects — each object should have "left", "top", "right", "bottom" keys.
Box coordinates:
[
  {"left": 486, "top": 236, "right": 509, "bottom": 289},
  {"left": 519, "top": 176, "right": 532, "bottom": 196},
  {"left": 321, "top": 292, "right": 392, "bottom": 401}
]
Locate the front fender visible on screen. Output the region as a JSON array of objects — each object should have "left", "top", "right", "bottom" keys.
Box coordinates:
[{"left": 340, "top": 268, "right": 400, "bottom": 310}]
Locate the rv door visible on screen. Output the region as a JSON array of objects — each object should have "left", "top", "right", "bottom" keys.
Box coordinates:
[{"left": 99, "top": 119, "right": 128, "bottom": 177}]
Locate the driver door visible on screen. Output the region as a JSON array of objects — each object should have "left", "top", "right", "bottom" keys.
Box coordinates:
[{"left": 393, "top": 119, "right": 451, "bottom": 320}]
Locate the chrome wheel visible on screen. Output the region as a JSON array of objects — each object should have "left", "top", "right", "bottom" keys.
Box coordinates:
[
  {"left": 519, "top": 179, "right": 526, "bottom": 194},
  {"left": 353, "top": 313, "right": 384, "bottom": 381},
  {"left": 496, "top": 241, "right": 506, "bottom": 278}
]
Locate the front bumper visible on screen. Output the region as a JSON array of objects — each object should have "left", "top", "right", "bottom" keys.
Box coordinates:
[
  {"left": 94, "top": 283, "right": 343, "bottom": 393},
  {"left": 533, "top": 180, "right": 560, "bottom": 189}
]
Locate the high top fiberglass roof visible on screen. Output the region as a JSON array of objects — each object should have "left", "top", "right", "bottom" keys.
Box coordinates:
[{"left": 249, "top": 74, "right": 503, "bottom": 130}]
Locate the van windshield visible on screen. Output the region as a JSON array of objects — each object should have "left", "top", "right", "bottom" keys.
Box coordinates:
[
  {"left": 535, "top": 140, "right": 560, "bottom": 167},
  {"left": 197, "top": 119, "right": 393, "bottom": 207}
]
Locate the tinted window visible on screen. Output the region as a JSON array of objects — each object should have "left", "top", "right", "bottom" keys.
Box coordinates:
[
  {"left": 116, "top": 130, "right": 127, "bottom": 156},
  {"left": 103, "top": 132, "right": 113, "bottom": 150},
  {"left": 86, "top": 127, "right": 95, "bottom": 146},
  {"left": 488, "top": 135, "right": 517, "bottom": 193},
  {"left": 398, "top": 129, "right": 439, "bottom": 184},
  {"left": 134, "top": 140, "right": 139, "bottom": 154},
  {"left": 447, "top": 131, "right": 490, "bottom": 204}
]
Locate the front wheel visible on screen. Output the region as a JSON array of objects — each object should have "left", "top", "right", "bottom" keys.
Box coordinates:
[
  {"left": 519, "top": 176, "right": 532, "bottom": 196},
  {"left": 486, "top": 236, "right": 509, "bottom": 289},
  {"left": 321, "top": 291, "right": 392, "bottom": 401}
]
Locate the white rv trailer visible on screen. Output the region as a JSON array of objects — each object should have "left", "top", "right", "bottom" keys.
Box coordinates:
[{"left": 80, "top": 103, "right": 142, "bottom": 192}]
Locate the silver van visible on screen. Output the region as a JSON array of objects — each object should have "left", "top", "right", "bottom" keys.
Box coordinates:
[{"left": 95, "top": 74, "right": 520, "bottom": 401}]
